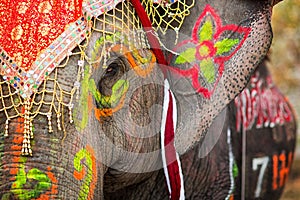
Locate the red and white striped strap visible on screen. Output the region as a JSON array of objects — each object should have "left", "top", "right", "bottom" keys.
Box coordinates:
[
  {"left": 128, "top": 1, "right": 184, "bottom": 199},
  {"left": 161, "top": 79, "right": 185, "bottom": 200}
]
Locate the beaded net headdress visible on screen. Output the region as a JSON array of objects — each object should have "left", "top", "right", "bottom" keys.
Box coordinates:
[{"left": 0, "top": 0, "right": 193, "bottom": 155}]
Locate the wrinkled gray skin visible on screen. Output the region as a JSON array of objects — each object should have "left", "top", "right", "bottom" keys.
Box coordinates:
[{"left": 0, "top": 0, "right": 296, "bottom": 199}]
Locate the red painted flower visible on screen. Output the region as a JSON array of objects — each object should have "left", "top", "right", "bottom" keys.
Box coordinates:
[{"left": 169, "top": 5, "right": 251, "bottom": 98}]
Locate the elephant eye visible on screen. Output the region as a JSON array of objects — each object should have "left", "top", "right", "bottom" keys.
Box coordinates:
[
  {"left": 103, "top": 62, "right": 120, "bottom": 77},
  {"left": 98, "top": 58, "right": 128, "bottom": 96}
]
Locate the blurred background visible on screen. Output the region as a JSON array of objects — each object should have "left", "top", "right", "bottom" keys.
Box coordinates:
[{"left": 270, "top": 0, "right": 300, "bottom": 199}]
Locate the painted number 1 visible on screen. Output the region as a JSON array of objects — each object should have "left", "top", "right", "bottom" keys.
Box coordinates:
[{"left": 252, "top": 156, "right": 269, "bottom": 198}]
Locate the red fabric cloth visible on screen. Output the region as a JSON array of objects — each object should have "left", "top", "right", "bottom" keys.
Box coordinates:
[{"left": 0, "top": 0, "right": 82, "bottom": 71}]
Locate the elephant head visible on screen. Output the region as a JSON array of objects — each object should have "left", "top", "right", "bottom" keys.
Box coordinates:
[{"left": 0, "top": 0, "right": 283, "bottom": 199}]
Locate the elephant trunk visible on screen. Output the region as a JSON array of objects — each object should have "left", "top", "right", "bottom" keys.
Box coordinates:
[{"left": 0, "top": 116, "right": 106, "bottom": 199}]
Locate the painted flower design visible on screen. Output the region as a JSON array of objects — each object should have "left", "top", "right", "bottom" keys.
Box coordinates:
[{"left": 171, "top": 5, "right": 251, "bottom": 98}]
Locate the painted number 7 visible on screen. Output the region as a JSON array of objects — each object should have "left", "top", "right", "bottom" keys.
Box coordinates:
[{"left": 252, "top": 156, "right": 269, "bottom": 198}]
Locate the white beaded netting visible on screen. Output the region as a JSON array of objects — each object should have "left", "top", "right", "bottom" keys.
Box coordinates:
[{"left": 141, "top": 0, "right": 194, "bottom": 42}]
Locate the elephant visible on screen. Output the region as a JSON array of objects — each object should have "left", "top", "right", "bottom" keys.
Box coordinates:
[{"left": 0, "top": 0, "right": 296, "bottom": 199}]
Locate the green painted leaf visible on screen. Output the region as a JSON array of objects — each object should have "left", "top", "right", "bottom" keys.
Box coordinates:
[
  {"left": 11, "top": 165, "right": 51, "bottom": 200},
  {"left": 215, "top": 38, "right": 239, "bottom": 55},
  {"left": 175, "top": 48, "right": 196, "bottom": 64},
  {"left": 89, "top": 79, "right": 102, "bottom": 103},
  {"left": 27, "top": 168, "right": 52, "bottom": 191},
  {"left": 74, "top": 66, "right": 91, "bottom": 130},
  {"left": 74, "top": 148, "right": 94, "bottom": 200},
  {"left": 233, "top": 161, "right": 239, "bottom": 178},
  {"left": 107, "top": 79, "right": 129, "bottom": 106},
  {"left": 90, "top": 79, "right": 129, "bottom": 107},
  {"left": 199, "top": 20, "right": 213, "bottom": 43},
  {"left": 200, "top": 58, "right": 215, "bottom": 84}
]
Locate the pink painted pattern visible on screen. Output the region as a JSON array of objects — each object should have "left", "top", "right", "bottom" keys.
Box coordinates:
[
  {"left": 235, "top": 71, "right": 293, "bottom": 132},
  {"left": 168, "top": 5, "right": 251, "bottom": 98}
]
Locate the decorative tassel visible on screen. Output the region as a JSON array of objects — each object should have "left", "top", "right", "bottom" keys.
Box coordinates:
[
  {"left": 22, "top": 99, "right": 33, "bottom": 156},
  {"left": 47, "top": 112, "right": 53, "bottom": 133},
  {"left": 4, "top": 119, "right": 9, "bottom": 137},
  {"left": 69, "top": 103, "right": 74, "bottom": 123},
  {"left": 57, "top": 113, "right": 62, "bottom": 131}
]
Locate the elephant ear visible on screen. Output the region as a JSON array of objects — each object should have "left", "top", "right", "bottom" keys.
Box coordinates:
[{"left": 162, "top": 2, "right": 273, "bottom": 154}]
